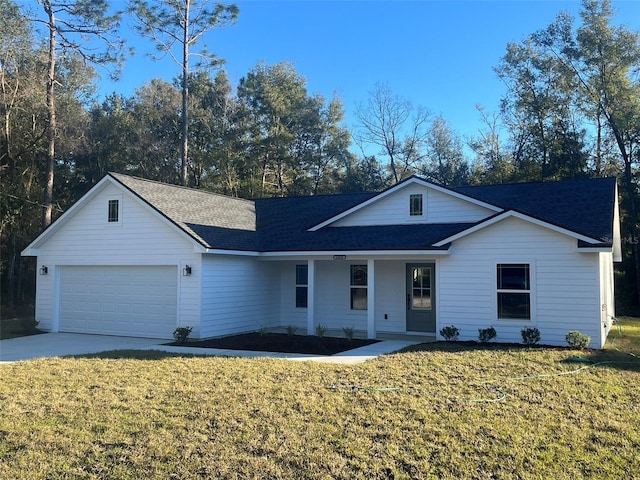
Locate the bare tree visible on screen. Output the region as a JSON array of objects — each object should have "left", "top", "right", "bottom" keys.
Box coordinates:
[{"left": 354, "top": 83, "right": 431, "bottom": 183}]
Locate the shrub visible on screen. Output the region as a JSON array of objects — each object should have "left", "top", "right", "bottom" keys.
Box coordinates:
[
  {"left": 566, "top": 330, "right": 591, "bottom": 349},
  {"left": 173, "top": 326, "right": 193, "bottom": 344},
  {"left": 478, "top": 326, "right": 497, "bottom": 343},
  {"left": 315, "top": 324, "right": 327, "bottom": 337},
  {"left": 521, "top": 327, "right": 541, "bottom": 345},
  {"left": 285, "top": 325, "right": 297, "bottom": 336},
  {"left": 256, "top": 326, "right": 268, "bottom": 336},
  {"left": 440, "top": 325, "right": 460, "bottom": 341},
  {"left": 342, "top": 326, "right": 355, "bottom": 341}
]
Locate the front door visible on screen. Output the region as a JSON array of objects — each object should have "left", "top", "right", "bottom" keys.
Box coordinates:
[{"left": 406, "top": 263, "right": 435, "bottom": 332}]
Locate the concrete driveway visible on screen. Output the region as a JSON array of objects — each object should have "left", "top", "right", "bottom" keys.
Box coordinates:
[
  {"left": 0, "top": 333, "right": 422, "bottom": 364},
  {"left": 0, "top": 333, "right": 164, "bottom": 362}
]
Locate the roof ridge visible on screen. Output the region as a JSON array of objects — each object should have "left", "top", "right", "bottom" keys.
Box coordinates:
[{"left": 108, "top": 172, "right": 255, "bottom": 205}]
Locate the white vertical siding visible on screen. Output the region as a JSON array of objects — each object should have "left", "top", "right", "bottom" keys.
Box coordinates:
[
  {"left": 200, "top": 255, "right": 279, "bottom": 338},
  {"left": 438, "top": 217, "right": 601, "bottom": 347},
  {"left": 332, "top": 184, "right": 493, "bottom": 226},
  {"left": 32, "top": 184, "right": 201, "bottom": 335}
]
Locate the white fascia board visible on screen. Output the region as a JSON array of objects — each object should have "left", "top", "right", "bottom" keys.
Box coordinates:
[
  {"left": 433, "top": 210, "right": 603, "bottom": 247},
  {"left": 258, "top": 249, "right": 450, "bottom": 260},
  {"left": 578, "top": 247, "right": 613, "bottom": 253},
  {"left": 21, "top": 175, "right": 114, "bottom": 256},
  {"left": 307, "top": 177, "right": 502, "bottom": 232},
  {"left": 108, "top": 175, "right": 209, "bottom": 251},
  {"left": 612, "top": 183, "right": 622, "bottom": 262},
  {"left": 202, "top": 249, "right": 260, "bottom": 256},
  {"left": 21, "top": 175, "right": 207, "bottom": 256}
]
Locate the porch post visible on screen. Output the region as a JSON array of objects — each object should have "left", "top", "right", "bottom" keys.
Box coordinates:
[
  {"left": 367, "top": 259, "right": 375, "bottom": 339},
  {"left": 307, "top": 259, "right": 315, "bottom": 335}
]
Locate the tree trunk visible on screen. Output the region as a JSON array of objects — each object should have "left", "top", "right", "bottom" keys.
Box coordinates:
[
  {"left": 43, "top": 0, "right": 56, "bottom": 228},
  {"left": 180, "top": 0, "right": 190, "bottom": 187}
]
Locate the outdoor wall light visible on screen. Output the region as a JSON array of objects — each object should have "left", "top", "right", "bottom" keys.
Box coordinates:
[
  {"left": 183, "top": 265, "right": 192, "bottom": 276},
  {"left": 39, "top": 265, "right": 48, "bottom": 275}
]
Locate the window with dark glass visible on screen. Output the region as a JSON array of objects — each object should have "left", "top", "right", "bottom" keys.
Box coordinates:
[
  {"left": 295, "top": 264, "right": 308, "bottom": 308},
  {"left": 108, "top": 199, "right": 119, "bottom": 223},
  {"left": 350, "top": 264, "right": 367, "bottom": 310},
  {"left": 409, "top": 194, "right": 423, "bottom": 216},
  {"left": 497, "top": 264, "right": 530, "bottom": 319}
]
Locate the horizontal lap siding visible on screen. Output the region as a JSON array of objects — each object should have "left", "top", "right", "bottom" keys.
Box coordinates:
[
  {"left": 200, "top": 256, "right": 279, "bottom": 338},
  {"left": 35, "top": 184, "right": 201, "bottom": 334},
  {"left": 277, "top": 260, "right": 422, "bottom": 335},
  {"left": 438, "top": 217, "right": 600, "bottom": 347},
  {"left": 315, "top": 261, "right": 367, "bottom": 331},
  {"left": 333, "top": 185, "right": 493, "bottom": 226},
  {"left": 374, "top": 261, "right": 406, "bottom": 333},
  {"left": 279, "top": 261, "right": 307, "bottom": 331}
]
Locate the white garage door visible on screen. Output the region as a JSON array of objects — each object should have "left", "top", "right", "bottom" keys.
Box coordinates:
[{"left": 59, "top": 266, "right": 178, "bottom": 338}]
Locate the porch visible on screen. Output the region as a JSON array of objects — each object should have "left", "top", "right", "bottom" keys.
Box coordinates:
[{"left": 268, "top": 256, "right": 444, "bottom": 340}]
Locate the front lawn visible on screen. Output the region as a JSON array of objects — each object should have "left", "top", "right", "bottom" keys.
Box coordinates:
[{"left": 1, "top": 318, "right": 639, "bottom": 479}]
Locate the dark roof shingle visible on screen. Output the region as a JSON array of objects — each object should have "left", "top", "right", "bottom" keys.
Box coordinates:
[{"left": 109, "top": 173, "right": 617, "bottom": 252}]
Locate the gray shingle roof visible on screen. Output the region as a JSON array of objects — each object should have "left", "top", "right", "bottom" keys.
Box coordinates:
[
  {"left": 110, "top": 173, "right": 256, "bottom": 249},
  {"left": 109, "top": 173, "right": 617, "bottom": 252}
]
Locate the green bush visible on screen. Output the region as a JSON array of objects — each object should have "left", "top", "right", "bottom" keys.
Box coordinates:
[
  {"left": 521, "top": 327, "right": 541, "bottom": 345},
  {"left": 315, "top": 324, "right": 327, "bottom": 337},
  {"left": 566, "top": 330, "right": 591, "bottom": 349},
  {"left": 285, "top": 325, "right": 298, "bottom": 336},
  {"left": 173, "top": 326, "right": 193, "bottom": 344},
  {"left": 478, "top": 326, "right": 497, "bottom": 343},
  {"left": 440, "top": 325, "right": 460, "bottom": 341},
  {"left": 342, "top": 326, "right": 355, "bottom": 341}
]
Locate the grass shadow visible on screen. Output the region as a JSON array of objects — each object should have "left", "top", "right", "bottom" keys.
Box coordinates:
[{"left": 70, "top": 349, "right": 219, "bottom": 361}]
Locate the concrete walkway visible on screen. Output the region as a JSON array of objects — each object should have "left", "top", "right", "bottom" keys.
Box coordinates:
[{"left": 0, "top": 333, "right": 422, "bottom": 365}]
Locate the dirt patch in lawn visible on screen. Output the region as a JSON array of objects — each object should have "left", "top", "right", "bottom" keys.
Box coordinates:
[{"left": 168, "top": 333, "right": 379, "bottom": 355}]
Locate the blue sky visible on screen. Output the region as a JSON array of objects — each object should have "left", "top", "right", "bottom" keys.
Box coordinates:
[{"left": 99, "top": 0, "right": 640, "bottom": 144}]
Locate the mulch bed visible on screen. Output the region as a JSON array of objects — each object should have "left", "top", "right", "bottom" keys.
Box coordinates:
[{"left": 168, "top": 333, "right": 379, "bottom": 355}]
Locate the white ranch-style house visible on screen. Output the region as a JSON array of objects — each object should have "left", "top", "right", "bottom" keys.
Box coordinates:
[{"left": 22, "top": 173, "right": 621, "bottom": 348}]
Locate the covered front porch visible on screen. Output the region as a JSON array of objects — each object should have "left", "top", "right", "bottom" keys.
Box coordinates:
[{"left": 265, "top": 254, "right": 447, "bottom": 340}]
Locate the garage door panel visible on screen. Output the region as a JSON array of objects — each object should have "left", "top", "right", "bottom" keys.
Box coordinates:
[{"left": 59, "top": 266, "right": 178, "bottom": 339}]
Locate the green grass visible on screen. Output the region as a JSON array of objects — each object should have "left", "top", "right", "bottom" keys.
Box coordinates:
[{"left": 1, "top": 319, "right": 639, "bottom": 479}]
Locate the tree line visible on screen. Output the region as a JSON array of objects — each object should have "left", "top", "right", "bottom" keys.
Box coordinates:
[{"left": 1, "top": 0, "right": 639, "bottom": 312}]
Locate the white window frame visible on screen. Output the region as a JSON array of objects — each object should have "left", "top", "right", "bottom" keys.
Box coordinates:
[
  {"left": 409, "top": 193, "right": 423, "bottom": 217},
  {"left": 106, "top": 195, "right": 123, "bottom": 225},
  {"left": 350, "top": 264, "right": 368, "bottom": 310},
  {"left": 295, "top": 264, "right": 308, "bottom": 309},
  {"left": 495, "top": 261, "right": 535, "bottom": 322}
]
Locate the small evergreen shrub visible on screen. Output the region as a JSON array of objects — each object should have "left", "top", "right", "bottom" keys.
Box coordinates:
[
  {"left": 521, "top": 327, "right": 541, "bottom": 345},
  {"left": 342, "top": 326, "right": 355, "bottom": 341},
  {"left": 566, "top": 330, "right": 591, "bottom": 349},
  {"left": 173, "top": 326, "right": 193, "bottom": 344},
  {"left": 478, "top": 326, "right": 497, "bottom": 343},
  {"left": 315, "top": 324, "right": 327, "bottom": 337},
  {"left": 439, "top": 325, "right": 460, "bottom": 341},
  {"left": 285, "top": 325, "right": 298, "bottom": 336}
]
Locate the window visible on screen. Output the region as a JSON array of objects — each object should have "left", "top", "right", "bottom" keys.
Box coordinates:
[
  {"left": 409, "top": 194, "right": 423, "bottom": 216},
  {"left": 350, "top": 264, "right": 367, "bottom": 310},
  {"left": 295, "top": 264, "right": 308, "bottom": 308},
  {"left": 108, "top": 199, "right": 119, "bottom": 223},
  {"left": 497, "top": 264, "right": 530, "bottom": 319}
]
